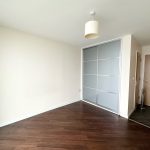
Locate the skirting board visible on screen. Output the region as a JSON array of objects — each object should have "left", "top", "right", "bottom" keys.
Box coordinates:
[{"left": 0, "top": 99, "right": 80, "bottom": 128}]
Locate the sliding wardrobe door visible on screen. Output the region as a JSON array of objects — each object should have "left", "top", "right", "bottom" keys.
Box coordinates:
[
  {"left": 83, "top": 46, "right": 97, "bottom": 104},
  {"left": 82, "top": 40, "right": 121, "bottom": 113},
  {"left": 97, "top": 40, "right": 121, "bottom": 113}
]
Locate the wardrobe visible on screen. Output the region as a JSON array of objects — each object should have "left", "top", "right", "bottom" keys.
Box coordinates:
[{"left": 83, "top": 40, "right": 121, "bottom": 113}]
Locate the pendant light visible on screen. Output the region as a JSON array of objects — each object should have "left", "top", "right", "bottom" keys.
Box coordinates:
[{"left": 84, "top": 10, "right": 99, "bottom": 39}]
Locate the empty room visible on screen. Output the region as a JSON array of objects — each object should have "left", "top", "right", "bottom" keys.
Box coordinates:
[{"left": 0, "top": 0, "right": 150, "bottom": 149}]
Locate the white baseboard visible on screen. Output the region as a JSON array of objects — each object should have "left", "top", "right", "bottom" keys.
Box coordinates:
[
  {"left": 0, "top": 100, "right": 80, "bottom": 128},
  {"left": 120, "top": 113, "right": 129, "bottom": 119}
]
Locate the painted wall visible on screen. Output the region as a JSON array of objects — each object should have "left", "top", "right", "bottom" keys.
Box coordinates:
[
  {"left": 119, "top": 35, "right": 132, "bottom": 118},
  {"left": 0, "top": 27, "right": 81, "bottom": 127},
  {"left": 128, "top": 36, "right": 142, "bottom": 116},
  {"left": 119, "top": 35, "right": 141, "bottom": 118}
]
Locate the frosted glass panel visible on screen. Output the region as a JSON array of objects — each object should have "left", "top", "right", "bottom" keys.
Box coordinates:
[
  {"left": 97, "top": 92, "right": 118, "bottom": 112},
  {"left": 83, "top": 75, "right": 97, "bottom": 89},
  {"left": 83, "top": 46, "right": 97, "bottom": 105},
  {"left": 98, "top": 59, "right": 119, "bottom": 75},
  {"left": 83, "top": 88, "right": 97, "bottom": 103},
  {"left": 84, "top": 61, "right": 97, "bottom": 75},
  {"left": 98, "top": 40, "right": 120, "bottom": 59},
  {"left": 83, "top": 40, "right": 121, "bottom": 114},
  {"left": 83, "top": 46, "right": 97, "bottom": 61},
  {"left": 98, "top": 76, "right": 119, "bottom": 93}
]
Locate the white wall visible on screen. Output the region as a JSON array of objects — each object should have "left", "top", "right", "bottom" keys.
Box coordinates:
[
  {"left": 0, "top": 27, "right": 81, "bottom": 127},
  {"left": 119, "top": 35, "right": 132, "bottom": 118},
  {"left": 128, "top": 36, "right": 142, "bottom": 116},
  {"left": 119, "top": 35, "right": 141, "bottom": 118}
]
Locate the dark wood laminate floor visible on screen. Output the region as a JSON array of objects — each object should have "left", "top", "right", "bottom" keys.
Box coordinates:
[{"left": 0, "top": 101, "right": 150, "bottom": 150}]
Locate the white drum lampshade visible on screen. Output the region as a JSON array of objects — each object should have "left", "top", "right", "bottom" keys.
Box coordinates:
[
  {"left": 84, "top": 20, "right": 99, "bottom": 39},
  {"left": 84, "top": 10, "right": 99, "bottom": 39}
]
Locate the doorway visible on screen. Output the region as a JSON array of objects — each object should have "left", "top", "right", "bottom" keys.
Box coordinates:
[
  {"left": 135, "top": 52, "right": 141, "bottom": 107},
  {"left": 130, "top": 54, "right": 150, "bottom": 127},
  {"left": 144, "top": 55, "right": 150, "bottom": 106}
]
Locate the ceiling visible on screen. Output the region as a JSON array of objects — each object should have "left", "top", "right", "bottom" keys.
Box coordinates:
[{"left": 0, "top": 0, "right": 150, "bottom": 47}]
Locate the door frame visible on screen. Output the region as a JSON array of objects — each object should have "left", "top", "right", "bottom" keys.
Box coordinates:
[
  {"left": 140, "top": 49, "right": 150, "bottom": 104},
  {"left": 134, "top": 51, "right": 141, "bottom": 108}
]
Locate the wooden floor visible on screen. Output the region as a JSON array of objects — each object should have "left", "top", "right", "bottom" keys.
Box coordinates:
[{"left": 0, "top": 101, "right": 150, "bottom": 150}]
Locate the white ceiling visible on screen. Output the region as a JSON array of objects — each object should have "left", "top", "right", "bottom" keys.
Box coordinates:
[{"left": 0, "top": 0, "right": 150, "bottom": 47}]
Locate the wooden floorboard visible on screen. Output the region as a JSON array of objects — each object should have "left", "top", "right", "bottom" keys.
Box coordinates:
[{"left": 0, "top": 101, "right": 150, "bottom": 150}]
